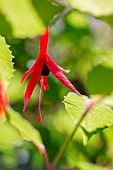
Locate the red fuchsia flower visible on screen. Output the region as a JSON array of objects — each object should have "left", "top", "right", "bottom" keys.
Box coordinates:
[
  {"left": 21, "top": 28, "right": 80, "bottom": 122},
  {"left": 0, "top": 81, "right": 9, "bottom": 117}
]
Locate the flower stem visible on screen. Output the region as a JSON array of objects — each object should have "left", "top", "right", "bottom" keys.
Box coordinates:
[{"left": 52, "top": 112, "right": 86, "bottom": 167}]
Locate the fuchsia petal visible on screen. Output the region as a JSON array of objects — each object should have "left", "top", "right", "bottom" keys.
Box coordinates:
[
  {"left": 21, "top": 64, "right": 35, "bottom": 84},
  {"left": 46, "top": 54, "right": 70, "bottom": 73},
  {"left": 58, "top": 66, "right": 70, "bottom": 73},
  {"left": 40, "top": 28, "right": 48, "bottom": 55},
  {"left": 23, "top": 55, "right": 45, "bottom": 111},
  {"left": 46, "top": 54, "right": 81, "bottom": 95},
  {"left": 38, "top": 88, "right": 43, "bottom": 122},
  {"left": 40, "top": 76, "right": 49, "bottom": 91},
  {"left": 37, "top": 76, "right": 49, "bottom": 122}
]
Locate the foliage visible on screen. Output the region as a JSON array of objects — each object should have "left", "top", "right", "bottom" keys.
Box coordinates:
[
  {"left": 7, "top": 107, "right": 42, "bottom": 146},
  {"left": 0, "top": 36, "right": 14, "bottom": 87},
  {"left": 64, "top": 93, "right": 113, "bottom": 144},
  {"left": 1, "top": 0, "right": 113, "bottom": 170},
  {"left": 68, "top": 0, "right": 113, "bottom": 16},
  {"left": 0, "top": 0, "right": 64, "bottom": 38}
]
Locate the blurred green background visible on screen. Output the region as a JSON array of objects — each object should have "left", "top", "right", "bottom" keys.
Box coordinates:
[{"left": 1, "top": 0, "right": 113, "bottom": 170}]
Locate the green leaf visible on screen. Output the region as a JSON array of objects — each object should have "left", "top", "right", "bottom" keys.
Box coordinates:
[
  {"left": 0, "top": 36, "right": 14, "bottom": 87},
  {"left": 68, "top": 0, "right": 113, "bottom": 16},
  {"left": 75, "top": 162, "right": 109, "bottom": 170},
  {"left": 0, "top": 0, "right": 44, "bottom": 38},
  {"left": 0, "top": 121, "right": 21, "bottom": 145},
  {"left": 7, "top": 107, "right": 43, "bottom": 147},
  {"left": 87, "top": 65, "right": 113, "bottom": 95},
  {"left": 0, "top": 0, "right": 64, "bottom": 38},
  {"left": 63, "top": 92, "right": 113, "bottom": 144}
]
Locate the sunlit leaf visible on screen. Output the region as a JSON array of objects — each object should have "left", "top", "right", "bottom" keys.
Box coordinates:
[
  {"left": 0, "top": 36, "right": 14, "bottom": 87},
  {"left": 8, "top": 107, "right": 43, "bottom": 146},
  {"left": 0, "top": 0, "right": 44, "bottom": 38},
  {"left": 0, "top": 121, "right": 21, "bottom": 145},
  {"left": 0, "top": 0, "right": 64, "bottom": 38},
  {"left": 63, "top": 92, "right": 113, "bottom": 144},
  {"left": 68, "top": 0, "right": 113, "bottom": 16}
]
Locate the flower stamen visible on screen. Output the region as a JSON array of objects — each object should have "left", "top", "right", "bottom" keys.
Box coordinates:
[
  {"left": 38, "top": 87, "right": 43, "bottom": 122},
  {"left": 40, "top": 76, "right": 49, "bottom": 91}
]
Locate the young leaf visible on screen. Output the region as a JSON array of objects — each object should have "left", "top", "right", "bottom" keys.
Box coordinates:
[
  {"left": 7, "top": 107, "right": 43, "bottom": 147},
  {"left": 0, "top": 36, "right": 14, "bottom": 88},
  {"left": 67, "top": 0, "right": 113, "bottom": 17},
  {"left": 63, "top": 92, "right": 113, "bottom": 144}
]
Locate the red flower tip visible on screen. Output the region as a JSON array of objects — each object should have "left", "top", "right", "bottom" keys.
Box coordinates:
[
  {"left": 23, "top": 107, "right": 25, "bottom": 112},
  {"left": 73, "top": 88, "right": 81, "bottom": 95},
  {"left": 46, "top": 54, "right": 81, "bottom": 95},
  {"left": 40, "top": 76, "right": 49, "bottom": 91},
  {"left": 58, "top": 66, "right": 70, "bottom": 73},
  {"left": 37, "top": 76, "right": 49, "bottom": 122},
  {"left": 23, "top": 97, "right": 29, "bottom": 112},
  {"left": 38, "top": 112, "right": 42, "bottom": 122}
]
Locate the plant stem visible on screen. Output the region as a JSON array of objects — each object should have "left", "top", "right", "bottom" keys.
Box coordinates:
[
  {"left": 34, "top": 142, "right": 57, "bottom": 170},
  {"left": 52, "top": 112, "right": 86, "bottom": 167},
  {"left": 52, "top": 95, "right": 104, "bottom": 167},
  {"left": 41, "top": 150, "right": 52, "bottom": 170}
]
